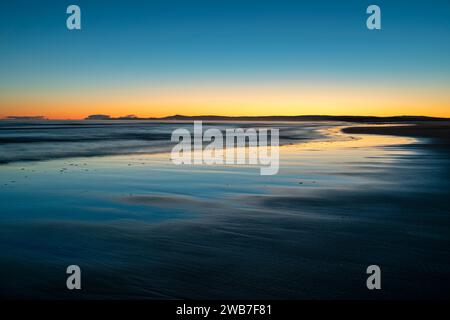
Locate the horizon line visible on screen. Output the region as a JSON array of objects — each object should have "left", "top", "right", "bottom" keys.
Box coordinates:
[{"left": 2, "top": 114, "right": 450, "bottom": 121}]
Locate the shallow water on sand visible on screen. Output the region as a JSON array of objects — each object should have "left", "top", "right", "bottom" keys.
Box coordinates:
[{"left": 0, "top": 121, "right": 449, "bottom": 299}]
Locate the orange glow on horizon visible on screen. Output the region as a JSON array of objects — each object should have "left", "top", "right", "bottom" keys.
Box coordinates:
[{"left": 1, "top": 83, "right": 450, "bottom": 119}]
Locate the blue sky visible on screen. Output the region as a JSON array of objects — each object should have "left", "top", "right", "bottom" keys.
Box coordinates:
[{"left": 1, "top": 0, "right": 450, "bottom": 118}]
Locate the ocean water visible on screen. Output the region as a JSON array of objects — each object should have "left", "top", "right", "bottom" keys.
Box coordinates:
[{"left": 0, "top": 120, "right": 449, "bottom": 299}]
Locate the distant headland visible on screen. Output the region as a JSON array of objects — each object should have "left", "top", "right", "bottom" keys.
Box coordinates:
[
  {"left": 2, "top": 114, "right": 449, "bottom": 123},
  {"left": 4, "top": 116, "right": 48, "bottom": 120},
  {"left": 84, "top": 114, "right": 449, "bottom": 123}
]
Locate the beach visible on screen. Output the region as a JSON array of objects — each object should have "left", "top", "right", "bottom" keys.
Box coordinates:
[
  {"left": 0, "top": 120, "right": 449, "bottom": 299},
  {"left": 342, "top": 122, "right": 450, "bottom": 143}
]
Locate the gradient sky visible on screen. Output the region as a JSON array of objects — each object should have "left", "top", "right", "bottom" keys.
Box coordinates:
[{"left": 1, "top": 0, "right": 450, "bottom": 119}]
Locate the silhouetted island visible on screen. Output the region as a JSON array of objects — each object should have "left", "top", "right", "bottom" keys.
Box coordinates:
[
  {"left": 6, "top": 116, "right": 47, "bottom": 120},
  {"left": 84, "top": 114, "right": 450, "bottom": 123}
]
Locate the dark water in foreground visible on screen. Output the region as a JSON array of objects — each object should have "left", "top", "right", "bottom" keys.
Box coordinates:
[{"left": 0, "top": 121, "right": 449, "bottom": 299}]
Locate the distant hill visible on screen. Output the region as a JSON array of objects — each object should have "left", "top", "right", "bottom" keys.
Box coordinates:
[
  {"left": 85, "top": 114, "right": 112, "bottom": 120},
  {"left": 84, "top": 114, "right": 449, "bottom": 123},
  {"left": 5, "top": 116, "right": 47, "bottom": 120}
]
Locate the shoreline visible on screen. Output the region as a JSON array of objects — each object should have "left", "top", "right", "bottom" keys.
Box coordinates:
[{"left": 341, "top": 122, "right": 450, "bottom": 146}]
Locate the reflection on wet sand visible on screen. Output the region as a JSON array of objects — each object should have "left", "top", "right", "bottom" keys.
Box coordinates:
[{"left": 0, "top": 121, "right": 449, "bottom": 299}]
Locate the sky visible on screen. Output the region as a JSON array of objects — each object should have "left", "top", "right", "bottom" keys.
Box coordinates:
[{"left": 0, "top": 0, "right": 450, "bottom": 119}]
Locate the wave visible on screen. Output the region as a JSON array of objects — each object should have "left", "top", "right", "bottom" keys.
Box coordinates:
[{"left": 0, "top": 120, "right": 328, "bottom": 164}]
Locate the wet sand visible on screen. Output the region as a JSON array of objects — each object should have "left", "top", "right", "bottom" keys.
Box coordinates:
[
  {"left": 342, "top": 122, "right": 450, "bottom": 143},
  {"left": 1, "top": 121, "right": 449, "bottom": 299}
]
